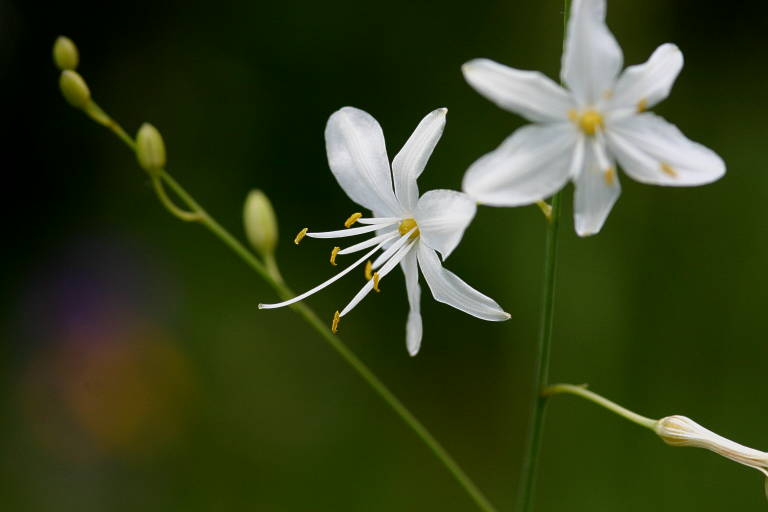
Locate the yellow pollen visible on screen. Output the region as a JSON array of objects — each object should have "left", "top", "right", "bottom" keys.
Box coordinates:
[
  {"left": 576, "top": 110, "right": 604, "bottom": 136},
  {"left": 637, "top": 98, "right": 648, "bottom": 113},
  {"left": 372, "top": 272, "right": 381, "bottom": 293},
  {"left": 661, "top": 162, "right": 678, "bottom": 177},
  {"left": 331, "top": 310, "right": 340, "bottom": 333},
  {"left": 364, "top": 261, "right": 373, "bottom": 281},
  {"left": 344, "top": 212, "right": 363, "bottom": 228},
  {"left": 294, "top": 227, "right": 308, "bottom": 245},
  {"left": 330, "top": 246, "right": 340, "bottom": 266},
  {"left": 398, "top": 218, "right": 419, "bottom": 237},
  {"left": 603, "top": 167, "right": 616, "bottom": 186}
]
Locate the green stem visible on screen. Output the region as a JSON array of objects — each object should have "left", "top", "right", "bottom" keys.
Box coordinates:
[
  {"left": 75, "top": 102, "right": 497, "bottom": 512},
  {"left": 516, "top": 4, "right": 570, "bottom": 510},
  {"left": 516, "top": 191, "right": 562, "bottom": 512},
  {"left": 543, "top": 383, "right": 657, "bottom": 430}
]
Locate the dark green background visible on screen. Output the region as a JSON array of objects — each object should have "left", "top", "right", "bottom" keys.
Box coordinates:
[{"left": 3, "top": 0, "right": 767, "bottom": 510}]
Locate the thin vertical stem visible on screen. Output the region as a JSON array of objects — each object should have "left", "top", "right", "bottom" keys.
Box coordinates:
[
  {"left": 516, "top": 2, "right": 571, "bottom": 508},
  {"left": 516, "top": 190, "right": 562, "bottom": 512}
]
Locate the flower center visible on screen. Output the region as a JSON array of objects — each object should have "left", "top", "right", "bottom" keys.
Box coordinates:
[
  {"left": 398, "top": 218, "right": 420, "bottom": 238},
  {"left": 569, "top": 109, "right": 604, "bottom": 136}
]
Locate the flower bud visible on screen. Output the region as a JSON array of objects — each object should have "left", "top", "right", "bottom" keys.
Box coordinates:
[
  {"left": 53, "top": 36, "right": 79, "bottom": 70},
  {"left": 243, "top": 190, "right": 278, "bottom": 257},
  {"left": 59, "top": 70, "right": 91, "bottom": 109},
  {"left": 656, "top": 415, "right": 768, "bottom": 477},
  {"left": 136, "top": 123, "right": 167, "bottom": 172}
]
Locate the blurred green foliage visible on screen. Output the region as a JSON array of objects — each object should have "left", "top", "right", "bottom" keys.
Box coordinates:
[{"left": 2, "top": 0, "right": 767, "bottom": 510}]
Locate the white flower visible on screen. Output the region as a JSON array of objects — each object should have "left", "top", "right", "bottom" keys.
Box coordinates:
[
  {"left": 461, "top": 0, "right": 725, "bottom": 236},
  {"left": 259, "top": 107, "right": 509, "bottom": 355},
  {"left": 656, "top": 415, "right": 768, "bottom": 481}
]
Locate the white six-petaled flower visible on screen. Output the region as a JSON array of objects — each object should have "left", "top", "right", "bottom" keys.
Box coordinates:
[
  {"left": 461, "top": 0, "right": 726, "bottom": 236},
  {"left": 259, "top": 107, "right": 509, "bottom": 356}
]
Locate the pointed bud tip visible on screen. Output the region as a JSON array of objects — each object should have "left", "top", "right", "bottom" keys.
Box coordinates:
[
  {"left": 244, "top": 189, "right": 279, "bottom": 257},
  {"left": 59, "top": 70, "right": 91, "bottom": 109},
  {"left": 53, "top": 36, "right": 79, "bottom": 71},
  {"left": 136, "top": 123, "right": 167, "bottom": 172}
]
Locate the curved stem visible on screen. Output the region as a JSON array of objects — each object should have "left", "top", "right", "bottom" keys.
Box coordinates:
[
  {"left": 543, "top": 383, "right": 657, "bottom": 430},
  {"left": 516, "top": 190, "right": 562, "bottom": 512},
  {"left": 151, "top": 176, "right": 202, "bottom": 222},
  {"left": 72, "top": 101, "right": 498, "bottom": 512}
]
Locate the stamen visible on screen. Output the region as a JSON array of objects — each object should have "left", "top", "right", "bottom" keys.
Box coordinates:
[
  {"left": 661, "top": 162, "right": 678, "bottom": 177},
  {"left": 372, "top": 272, "right": 380, "bottom": 293},
  {"left": 258, "top": 243, "right": 383, "bottom": 310},
  {"left": 306, "top": 223, "right": 396, "bottom": 239},
  {"left": 344, "top": 212, "right": 363, "bottom": 228},
  {"left": 330, "top": 246, "right": 340, "bottom": 266},
  {"left": 398, "top": 218, "right": 419, "bottom": 237},
  {"left": 372, "top": 228, "right": 417, "bottom": 269},
  {"left": 339, "top": 240, "right": 417, "bottom": 317},
  {"left": 603, "top": 167, "right": 616, "bottom": 186},
  {"left": 294, "top": 227, "right": 308, "bottom": 245},
  {"left": 364, "top": 261, "right": 373, "bottom": 281},
  {"left": 331, "top": 310, "right": 340, "bottom": 333},
  {"left": 636, "top": 98, "right": 648, "bottom": 113},
  {"left": 356, "top": 217, "right": 401, "bottom": 225},
  {"left": 337, "top": 231, "right": 399, "bottom": 256}
]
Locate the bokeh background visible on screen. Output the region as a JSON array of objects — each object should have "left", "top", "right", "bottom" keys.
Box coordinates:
[{"left": 2, "top": 0, "right": 767, "bottom": 510}]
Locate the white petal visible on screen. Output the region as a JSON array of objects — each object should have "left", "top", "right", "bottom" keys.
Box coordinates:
[
  {"left": 325, "top": 107, "right": 404, "bottom": 216},
  {"left": 461, "top": 123, "right": 580, "bottom": 207},
  {"left": 609, "top": 43, "right": 683, "bottom": 112},
  {"left": 401, "top": 249, "right": 422, "bottom": 356},
  {"left": 573, "top": 140, "right": 621, "bottom": 237},
  {"left": 392, "top": 108, "right": 447, "bottom": 211},
  {"left": 561, "top": 0, "right": 623, "bottom": 106},
  {"left": 417, "top": 244, "right": 509, "bottom": 321},
  {"left": 462, "top": 59, "right": 574, "bottom": 122},
  {"left": 414, "top": 190, "right": 476, "bottom": 260},
  {"left": 606, "top": 113, "right": 725, "bottom": 186}
]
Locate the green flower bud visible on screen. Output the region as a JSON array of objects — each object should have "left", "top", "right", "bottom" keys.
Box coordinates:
[
  {"left": 59, "top": 70, "right": 91, "bottom": 109},
  {"left": 244, "top": 190, "right": 278, "bottom": 256},
  {"left": 53, "top": 36, "right": 79, "bottom": 70},
  {"left": 136, "top": 123, "right": 167, "bottom": 172}
]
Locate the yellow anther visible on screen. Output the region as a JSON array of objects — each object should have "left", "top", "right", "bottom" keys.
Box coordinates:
[
  {"left": 576, "top": 110, "right": 604, "bottom": 136},
  {"left": 294, "top": 227, "right": 308, "bottom": 245},
  {"left": 660, "top": 162, "right": 678, "bottom": 177},
  {"left": 398, "top": 217, "right": 419, "bottom": 237},
  {"left": 344, "top": 212, "right": 363, "bottom": 228},
  {"left": 364, "top": 261, "right": 373, "bottom": 281},
  {"left": 603, "top": 167, "right": 616, "bottom": 186},
  {"left": 637, "top": 98, "right": 648, "bottom": 113},
  {"left": 331, "top": 310, "right": 340, "bottom": 333},
  {"left": 372, "top": 272, "right": 381, "bottom": 292},
  {"left": 330, "top": 246, "right": 340, "bottom": 266}
]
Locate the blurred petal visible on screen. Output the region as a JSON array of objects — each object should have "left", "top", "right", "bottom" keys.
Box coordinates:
[
  {"left": 574, "top": 141, "right": 621, "bottom": 237},
  {"left": 462, "top": 123, "right": 581, "bottom": 206},
  {"left": 463, "top": 59, "right": 574, "bottom": 122},
  {"left": 609, "top": 43, "right": 683, "bottom": 111},
  {"left": 561, "top": 0, "right": 623, "bottom": 105},
  {"left": 401, "top": 250, "right": 423, "bottom": 356},
  {"left": 414, "top": 190, "right": 477, "bottom": 260},
  {"left": 417, "top": 244, "right": 509, "bottom": 321},
  {"left": 392, "top": 108, "right": 447, "bottom": 211},
  {"left": 325, "top": 107, "right": 404, "bottom": 216},
  {"left": 607, "top": 113, "right": 725, "bottom": 186}
]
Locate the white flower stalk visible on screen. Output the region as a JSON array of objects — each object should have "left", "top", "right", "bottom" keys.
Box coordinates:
[
  {"left": 259, "top": 107, "right": 510, "bottom": 355},
  {"left": 461, "top": 0, "right": 725, "bottom": 236},
  {"left": 656, "top": 415, "right": 768, "bottom": 480}
]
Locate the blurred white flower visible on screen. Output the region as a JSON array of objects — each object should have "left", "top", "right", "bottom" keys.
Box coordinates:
[
  {"left": 259, "top": 107, "right": 509, "bottom": 355},
  {"left": 462, "top": 0, "right": 725, "bottom": 236},
  {"left": 656, "top": 415, "right": 768, "bottom": 484}
]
